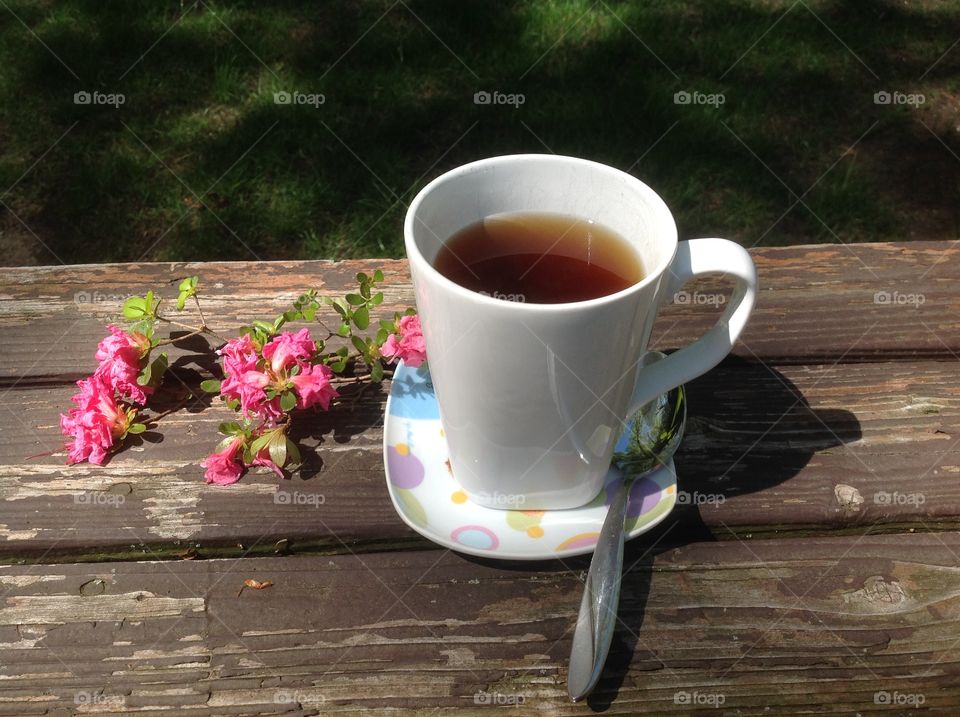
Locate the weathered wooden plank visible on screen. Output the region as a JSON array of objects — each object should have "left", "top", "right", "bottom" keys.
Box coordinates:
[
  {"left": 0, "top": 533, "right": 958, "bottom": 714},
  {"left": 1, "top": 242, "right": 959, "bottom": 384},
  {"left": 2, "top": 360, "right": 960, "bottom": 559}
]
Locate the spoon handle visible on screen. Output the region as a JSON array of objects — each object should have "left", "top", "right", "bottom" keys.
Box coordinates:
[{"left": 567, "top": 476, "right": 632, "bottom": 701}]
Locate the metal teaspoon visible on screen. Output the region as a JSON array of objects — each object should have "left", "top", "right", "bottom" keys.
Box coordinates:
[{"left": 568, "top": 354, "right": 687, "bottom": 701}]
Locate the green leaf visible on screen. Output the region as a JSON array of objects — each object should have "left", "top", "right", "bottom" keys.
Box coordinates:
[
  {"left": 373, "top": 269, "right": 384, "bottom": 282},
  {"left": 353, "top": 305, "right": 370, "bottom": 330},
  {"left": 337, "top": 322, "right": 350, "bottom": 337},
  {"left": 302, "top": 305, "right": 317, "bottom": 321},
  {"left": 375, "top": 327, "right": 388, "bottom": 344},
  {"left": 126, "top": 422, "right": 146, "bottom": 435},
  {"left": 253, "top": 319, "right": 274, "bottom": 334},
  {"left": 345, "top": 293, "right": 366, "bottom": 306},
  {"left": 370, "top": 361, "right": 384, "bottom": 383},
  {"left": 136, "top": 352, "right": 168, "bottom": 388},
  {"left": 226, "top": 398, "right": 241, "bottom": 411},
  {"left": 268, "top": 437, "right": 287, "bottom": 467},
  {"left": 379, "top": 318, "right": 396, "bottom": 331},
  {"left": 282, "top": 309, "right": 300, "bottom": 323},
  {"left": 356, "top": 272, "right": 369, "bottom": 284},
  {"left": 360, "top": 283, "right": 371, "bottom": 299},
  {"left": 218, "top": 421, "right": 243, "bottom": 435},
  {"left": 351, "top": 335, "right": 368, "bottom": 354},
  {"left": 144, "top": 352, "right": 168, "bottom": 389},
  {"left": 285, "top": 438, "right": 301, "bottom": 467},
  {"left": 372, "top": 292, "right": 384, "bottom": 305},
  {"left": 249, "top": 432, "right": 273, "bottom": 457},
  {"left": 404, "top": 307, "right": 417, "bottom": 316},
  {"left": 200, "top": 378, "right": 222, "bottom": 393},
  {"left": 330, "top": 358, "right": 347, "bottom": 373},
  {"left": 122, "top": 297, "right": 146, "bottom": 319},
  {"left": 280, "top": 391, "right": 297, "bottom": 412}
]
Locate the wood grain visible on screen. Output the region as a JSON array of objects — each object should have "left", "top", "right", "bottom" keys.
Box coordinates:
[
  {"left": 2, "top": 243, "right": 960, "bottom": 385},
  {"left": 0, "top": 534, "right": 958, "bottom": 715},
  {"left": 2, "top": 359, "right": 959, "bottom": 559}
]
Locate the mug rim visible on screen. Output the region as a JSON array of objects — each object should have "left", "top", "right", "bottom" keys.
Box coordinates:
[{"left": 403, "top": 153, "right": 679, "bottom": 312}]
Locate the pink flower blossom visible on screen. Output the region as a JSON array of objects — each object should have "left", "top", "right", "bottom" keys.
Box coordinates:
[
  {"left": 94, "top": 325, "right": 152, "bottom": 405},
  {"left": 263, "top": 328, "right": 316, "bottom": 373},
  {"left": 219, "top": 334, "right": 259, "bottom": 377},
  {"left": 251, "top": 447, "right": 284, "bottom": 479},
  {"left": 218, "top": 335, "right": 284, "bottom": 422},
  {"left": 290, "top": 363, "right": 338, "bottom": 410},
  {"left": 381, "top": 314, "right": 426, "bottom": 367},
  {"left": 60, "top": 375, "right": 134, "bottom": 465},
  {"left": 201, "top": 436, "right": 245, "bottom": 485}
]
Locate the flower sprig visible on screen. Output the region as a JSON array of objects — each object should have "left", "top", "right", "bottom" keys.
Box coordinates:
[{"left": 59, "top": 271, "right": 426, "bottom": 485}]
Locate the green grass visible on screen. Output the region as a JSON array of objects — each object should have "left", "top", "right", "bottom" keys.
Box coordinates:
[{"left": 0, "top": 0, "right": 958, "bottom": 264}]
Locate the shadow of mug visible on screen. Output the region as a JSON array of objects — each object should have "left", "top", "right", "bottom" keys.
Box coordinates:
[{"left": 465, "top": 357, "right": 861, "bottom": 709}]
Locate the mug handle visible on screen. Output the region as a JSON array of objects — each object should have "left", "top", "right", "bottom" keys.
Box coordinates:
[{"left": 627, "top": 238, "right": 757, "bottom": 415}]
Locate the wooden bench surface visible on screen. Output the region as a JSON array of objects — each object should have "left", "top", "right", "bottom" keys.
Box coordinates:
[{"left": 1, "top": 242, "right": 958, "bottom": 714}]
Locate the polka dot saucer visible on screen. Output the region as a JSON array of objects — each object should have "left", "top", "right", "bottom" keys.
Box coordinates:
[{"left": 383, "top": 361, "right": 680, "bottom": 560}]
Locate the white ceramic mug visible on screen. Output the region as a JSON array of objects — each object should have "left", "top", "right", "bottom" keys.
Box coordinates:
[{"left": 404, "top": 154, "right": 757, "bottom": 510}]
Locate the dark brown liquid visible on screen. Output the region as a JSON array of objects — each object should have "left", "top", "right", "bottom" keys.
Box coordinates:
[{"left": 432, "top": 213, "right": 643, "bottom": 304}]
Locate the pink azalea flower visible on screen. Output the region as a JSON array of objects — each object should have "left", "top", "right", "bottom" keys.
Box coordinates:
[
  {"left": 60, "top": 375, "right": 134, "bottom": 465},
  {"left": 263, "top": 328, "right": 316, "bottom": 373},
  {"left": 251, "top": 447, "right": 285, "bottom": 479},
  {"left": 94, "top": 325, "right": 152, "bottom": 405},
  {"left": 381, "top": 314, "right": 426, "bottom": 368},
  {"left": 219, "top": 334, "right": 259, "bottom": 377},
  {"left": 218, "top": 335, "right": 285, "bottom": 422},
  {"left": 290, "top": 363, "right": 338, "bottom": 410},
  {"left": 201, "top": 436, "right": 245, "bottom": 486}
]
